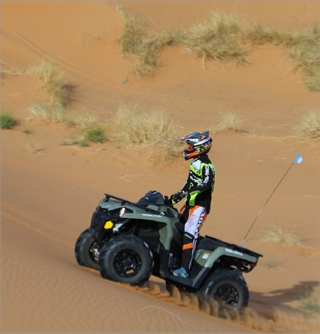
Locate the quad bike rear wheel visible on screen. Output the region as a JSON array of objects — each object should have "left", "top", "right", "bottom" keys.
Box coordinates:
[
  {"left": 74, "top": 227, "right": 100, "bottom": 270},
  {"left": 99, "top": 234, "right": 154, "bottom": 286},
  {"left": 198, "top": 269, "right": 249, "bottom": 316}
]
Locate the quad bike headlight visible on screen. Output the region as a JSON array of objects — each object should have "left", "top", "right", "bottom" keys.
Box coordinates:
[
  {"left": 119, "top": 207, "right": 126, "bottom": 217},
  {"left": 104, "top": 220, "right": 114, "bottom": 229}
]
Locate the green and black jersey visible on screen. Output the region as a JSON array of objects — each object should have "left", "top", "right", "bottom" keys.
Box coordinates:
[{"left": 180, "top": 154, "right": 215, "bottom": 213}]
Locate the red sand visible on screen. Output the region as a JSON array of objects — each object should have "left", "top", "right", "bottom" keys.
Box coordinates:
[{"left": 1, "top": 1, "right": 319, "bottom": 333}]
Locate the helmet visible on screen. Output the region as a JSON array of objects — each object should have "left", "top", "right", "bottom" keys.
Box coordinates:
[{"left": 181, "top": 131, "right": 212, "bottom": 160}]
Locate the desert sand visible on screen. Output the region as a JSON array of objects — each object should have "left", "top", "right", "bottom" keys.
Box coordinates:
[{"left": 1, "top": 1, "right": 319, "bottom": 333}]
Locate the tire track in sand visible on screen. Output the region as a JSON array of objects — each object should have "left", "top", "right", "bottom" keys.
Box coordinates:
[
  {"left": 1, "top": 26, "right": 126, "bottom": 97},
  {"left": 1, "top": 209, "right": 73, "bottom": 249},
  {"left": 2, "top": 201, "right": 74, "bottom": 243}
]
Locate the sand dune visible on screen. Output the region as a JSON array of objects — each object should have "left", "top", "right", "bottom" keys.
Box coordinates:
[{"left": 1, "top": 1, "right": 319, "bottom": 333}]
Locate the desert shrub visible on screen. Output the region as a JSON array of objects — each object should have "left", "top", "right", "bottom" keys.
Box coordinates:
[
  {"left": 178, "top": 12, "right": 248, "bottom": 66},
  {"left": 86, "top": 126, "right": 107, "bottom": 143},
  {"left": 259, "top": 226, "right": 305, "bottom": 248},
  {"left": 117, "top": 6, "right": 176, "bottom": 76},
  {"left": 115, "top": 105, "right": 183, "bottom": 162},
  {"left": 212, "top": 112, "right": 241, "bottom": 134},
  {"left": 116, "top": 7, "right": 320, "bottom": 91},
  {"left": 287, "top": 26, "right": 320, "bottom": 92},
  {"left": 0, "top": 112, "right": 18, "bottom": 129},
  {"left": 27, "top": 60, "right": 71, "bottom": 107},
  {"left": 247, "top": 25, "right": 296, "bottom": 46},
  {"left": 117, "top": 9, "right": 249, "bottom": 73},
  {"left": 115, "top": 105, "right": 177, "bottom": 145},
  {"left": 27, "top": 61, "right": 73, "bottom": 124},
  {"left": 29, "top": 102, "right": 67, "bottom": 123},
  {"left": 294, "top": 110, "right": 320, "bottom": 142}
]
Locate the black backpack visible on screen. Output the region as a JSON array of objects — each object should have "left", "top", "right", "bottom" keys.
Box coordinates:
[{"left": 136, "top": 190, "right": 165, "bottom": 207}]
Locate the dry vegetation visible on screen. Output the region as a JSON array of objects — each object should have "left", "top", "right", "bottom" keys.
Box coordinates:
[
  {"left": 115, "top": 105, "right": 178, "bottom": 145},
  {"left": 117, "top": 6, "right": 176, "bottom": 77},
  {"left": 2, "top": 8, "right": 318, "bottom": 162},
  {"left": 177, "top": 12, "right": 249, "bottom": 67},
  {"left": 294, "top": 110, "right": 320, "bottom": 142},
  {"left": 27, "top": 61, "right": 71, "bottom": 107},
  {"left": 211, "top": 112, "right": 241, "bottom": 134},
  {"left": 4, "top": 57, "right": 318, "bottom": 161},
  {"left": 117, "top": 7, "right": 319, "bottom": 91},
  {"left": 27, "top": 61, "right": 71, "bottom": 124},
  {"left": 259, "top": 225, "right": 305, "bottom": 248},
  {"left": 29, "top": 102, "right": 67, "bottom": 123},
  {"left": 115, "top": 104, "right": 183, "bottom": 163},
  {"left": 14, "top": 60, "right": 183, "bottom": 159}
]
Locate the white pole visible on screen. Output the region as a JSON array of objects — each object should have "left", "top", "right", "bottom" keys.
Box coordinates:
[{"left": 240, "top": 153, "right": 303, "bottom": 246}]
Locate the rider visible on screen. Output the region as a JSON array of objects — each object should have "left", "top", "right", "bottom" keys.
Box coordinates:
[{"left": 170, "top": 131, "right": 215, "bottom": 278}]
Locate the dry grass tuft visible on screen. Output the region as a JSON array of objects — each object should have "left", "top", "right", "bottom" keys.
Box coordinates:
[
  {"left": 27, "top": 61, "right": 74, "bottom": 124},
  {"left": 294, "top": 110, "right": 320, "bottom": 142},
  {"left": 29, "top": 102, "right": 67, "bottom": 123},
  {"left": 116, "top": 7, "right": 319, "bottom": 91},
  {"left": 115, "top": 105, "right": 176, "bottom": 145},
  {"left": 116, "top": 5, "right": 175, "bottom": 76},
  {"left": 27, "top": 60, "right": 71, "bottom": 107},
  {"left": 287, "top": 27, "right": 320, "bottom": 92},
  {"left": 260, "top": 226, "right": 305, "bottom": 248},
  {"left": 211, "top": 112, "right": 241, "bottom": 134},
  {"left": 247, "top": 25, "right": 296, "bottom": 46},
  {"left": 115, "top": 105, "right": 183, "bottom": 162},
  {"left": 178, "top": 12, "right": 249, "bottom": 66}
]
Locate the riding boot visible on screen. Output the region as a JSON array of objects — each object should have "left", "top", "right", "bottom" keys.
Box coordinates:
[{"left": 180, "top": 232, "right": 194, "bottom": 270}]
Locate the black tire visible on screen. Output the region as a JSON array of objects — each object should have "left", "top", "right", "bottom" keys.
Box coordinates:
[
  {"left": 74, "top": 228, "right": 100, "bottom": 270},
  {"left": 99, "top": 235, "right": 154, "bottom": 286},
  {"left": 199, "top": 269, "right": 249, "bottom": 316}
]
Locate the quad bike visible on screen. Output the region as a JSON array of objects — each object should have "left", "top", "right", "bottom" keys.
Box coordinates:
[{"left": 75, "top": 190, "right": 262, "bottom": 314}]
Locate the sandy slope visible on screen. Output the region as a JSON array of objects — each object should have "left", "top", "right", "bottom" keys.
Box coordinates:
[{"left": 1, "top": 1, "right": 319, "bottom": 333}]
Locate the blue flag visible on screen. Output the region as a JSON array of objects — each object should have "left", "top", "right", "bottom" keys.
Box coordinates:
[{"left": 294, "top": 153, "right": 303, "bottom": 164}]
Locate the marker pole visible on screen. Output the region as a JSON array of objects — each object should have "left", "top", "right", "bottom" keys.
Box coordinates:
[{"left": 240, "top": 153, "right": 303, "bottom": 246}]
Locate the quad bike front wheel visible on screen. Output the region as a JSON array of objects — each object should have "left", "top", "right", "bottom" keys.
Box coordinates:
[
  {"left": 74, "top": 227, "right": 100, "bottom": 270},
  {"left": 199, "top": 269, "right": 249, "bottom": 316},
  {"left": 99, "top": 234, "right": 154, "bottom": 286}
]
